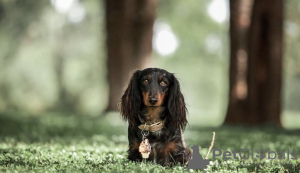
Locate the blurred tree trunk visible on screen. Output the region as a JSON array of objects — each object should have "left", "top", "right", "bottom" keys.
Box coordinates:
[
  {"left": 104, "top": 0, "right": 157, "bottom": 111},
  {"left": 226, "top": 0, "right": 253, "bottom": 125},
  {"left": 225, "top": 0, "right": 283, "bottom": 126}
]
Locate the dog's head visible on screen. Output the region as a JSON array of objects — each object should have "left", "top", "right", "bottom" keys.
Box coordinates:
[{"left": 121, "top": 68, "right": 187, "bottom": 130}]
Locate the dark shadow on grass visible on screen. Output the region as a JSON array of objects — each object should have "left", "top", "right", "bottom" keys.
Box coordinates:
[{"left": 0, "top": 112, "right": 126, "bottom": 143}]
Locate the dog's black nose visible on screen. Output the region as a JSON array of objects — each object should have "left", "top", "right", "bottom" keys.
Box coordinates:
[{"left": 149, "top": 98, "right": 158, "bottom": 105}]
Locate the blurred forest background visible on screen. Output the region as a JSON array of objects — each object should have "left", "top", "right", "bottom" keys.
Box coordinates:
[{"left": 0, "top": 0, "right": 300, "bottom": 128}]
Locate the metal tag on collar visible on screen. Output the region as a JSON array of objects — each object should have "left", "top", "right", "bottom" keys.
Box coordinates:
[
  {"left": 141, "top": 124, "right": 149, "bottom": 140},
  {"left": 139, "top": 138, "right": 151, "bottom": 159}
]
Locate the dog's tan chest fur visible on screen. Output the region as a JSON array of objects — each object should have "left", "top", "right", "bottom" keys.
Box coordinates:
[{"left": 142, "top": 107, "right": 165, "bottom": 124}]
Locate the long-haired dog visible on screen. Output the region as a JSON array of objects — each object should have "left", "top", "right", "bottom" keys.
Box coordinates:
[{"left": 120, "top": 68, "right": 191, "bottom": 166}]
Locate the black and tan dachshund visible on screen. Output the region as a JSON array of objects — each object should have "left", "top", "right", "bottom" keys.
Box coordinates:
[{"left": 120, "top": 68, "right": 191, "bottom": 166}]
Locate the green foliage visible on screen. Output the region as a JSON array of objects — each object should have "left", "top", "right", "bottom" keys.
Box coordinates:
[
  {"left": 0, "top": 0, "right": 49, "bottom": 63},
  {"left": 0, "top": 113, "right": 299, "bottom": 172},
  {"left": 0, "top": 0, "right": 299, "bottom": 120},
  {"left": 155, "top": 0, "right": 229, "bottom": 119},
  {"left": 283, "top": 0, "right": 300, "bottom": 112},
  {"left": 0, "top": 0, "right": 107, "bottom": 114}
]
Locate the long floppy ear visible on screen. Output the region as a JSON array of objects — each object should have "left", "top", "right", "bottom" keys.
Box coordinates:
[
  {"left": 167, "top": 73, "right": 187, "bottom": 130},
  {"left": 120, "top": 70, "right": 142, "bottom": 127}
]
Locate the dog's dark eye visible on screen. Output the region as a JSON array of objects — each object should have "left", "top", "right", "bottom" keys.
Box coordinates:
[
  {"left": 143, "top": 80, "right": 149, "bottom": 85},
  {"left": 160, "top": 81, "right": 167, "bottom": 86}
]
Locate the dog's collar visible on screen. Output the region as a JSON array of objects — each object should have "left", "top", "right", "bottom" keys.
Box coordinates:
[{"left": 138, "top": 121, "right": 164, "bottom": 132}]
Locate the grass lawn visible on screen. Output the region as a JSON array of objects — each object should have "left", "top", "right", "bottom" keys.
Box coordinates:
[{"left": 0, "top": 112, "right": 300, "bottom": 172}]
